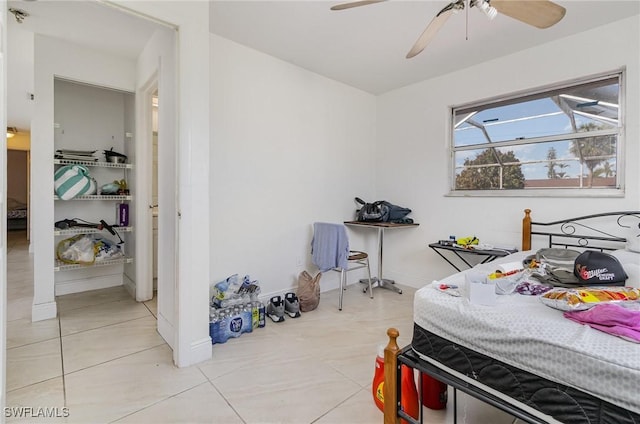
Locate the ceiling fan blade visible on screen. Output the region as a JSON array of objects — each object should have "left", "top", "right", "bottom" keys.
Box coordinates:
[
  {"left": 491, "top": 0, "right": 566, "bottom": 29},
  {"left": 406, "top": 8, "right": 455, "bottom": 59},
  {"left": 330, "top": 0, "right": 386, "bottom": 11}
]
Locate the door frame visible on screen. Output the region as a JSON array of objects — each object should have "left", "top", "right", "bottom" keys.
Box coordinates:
[{"left": 1, "top": 0, "right": 8, "bottom": 413}]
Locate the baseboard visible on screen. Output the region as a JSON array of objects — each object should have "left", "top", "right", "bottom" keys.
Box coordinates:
[
  {"left": 190, "top": 336, "right": 213, "bottom": 364},
  {"left": 32, "top": 300, "right": 57, "bottom": 322},
  {"left": 55, "top": 274, "right": 123, "bottom": 296},
  {"left": 123, "top": 273, "right": 136, "bottom": 300},
  {"left": 157, "top": 312, "right": 175, "bottom": 347},
  {"left": 176, "top": 336, "right": 211, "bottom": 368}
]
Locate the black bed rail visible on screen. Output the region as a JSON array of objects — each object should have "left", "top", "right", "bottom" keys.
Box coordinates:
[
  {"left": 529, "top": 211, "right": 640, "bottom": 251},
  {"left": 396, "top": 347, "right": 550, "bottom": 424}
]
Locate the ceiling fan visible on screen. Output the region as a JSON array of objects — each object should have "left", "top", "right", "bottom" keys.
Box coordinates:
[{"left": 330, "top": 0, "right": 566, "bottom": 59}]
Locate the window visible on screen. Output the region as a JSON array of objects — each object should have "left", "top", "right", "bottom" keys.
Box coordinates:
[{"left": 451, "top": 73, "right": 623, "bottom": 195}]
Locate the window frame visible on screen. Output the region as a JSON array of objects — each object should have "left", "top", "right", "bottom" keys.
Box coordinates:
[{"left": 447, "top": 70, "right": 626, "bottom": 198}]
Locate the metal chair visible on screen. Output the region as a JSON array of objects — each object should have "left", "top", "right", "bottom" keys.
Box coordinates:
[{"left": 311, "top": 222, "right": 373, "bottom": 310}]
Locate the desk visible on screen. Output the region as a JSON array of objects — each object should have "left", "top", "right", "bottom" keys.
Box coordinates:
[
  {"left": 344, "top": 221, "right": 419, "bottom": 294},
  {"left": 428, "top": 243, "right": 516, "bottom": 272}
]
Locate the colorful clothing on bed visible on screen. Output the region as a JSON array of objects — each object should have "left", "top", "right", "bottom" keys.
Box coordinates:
[{"left": 564, "top": 303, "right": 640, "bottom": 343}]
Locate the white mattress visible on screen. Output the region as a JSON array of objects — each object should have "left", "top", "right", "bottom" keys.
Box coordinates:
[{"left": 413, "top": 251, "right": 640, "bottom": 414}]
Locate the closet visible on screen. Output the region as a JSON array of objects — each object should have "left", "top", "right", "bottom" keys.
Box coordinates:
[{"left": 53, "top": 78, "right": 135, "bottom": 296}]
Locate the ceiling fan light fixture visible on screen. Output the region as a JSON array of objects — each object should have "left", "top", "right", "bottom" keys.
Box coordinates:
[
  {"left": 476, "top": 0, "right": 497, "bottom": 20},
  {"left": 6, "top": 127, "right": 18, "bottom": 139},
  {"left": 332, "top": 0, "right": 565, "bottom": 58}
]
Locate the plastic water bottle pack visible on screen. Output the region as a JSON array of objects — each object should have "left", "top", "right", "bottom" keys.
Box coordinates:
[{"left": 210, "top": 301, "right": 266, "bottom": 344}]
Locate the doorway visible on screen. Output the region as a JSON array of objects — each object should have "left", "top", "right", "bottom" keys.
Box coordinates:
[
  {"left": 6, "top": 148, "right": 29, "bottom": 237},
  {"left": 3, "top": 0, "right": 214, "bottom": 377},
  {"left": 5, "top": 0, "right": 178, "bottom": 346}
]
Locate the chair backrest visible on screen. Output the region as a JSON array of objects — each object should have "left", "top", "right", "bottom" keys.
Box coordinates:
[{"left": 311, "top": 222, "right": 350, "bottom": 272}]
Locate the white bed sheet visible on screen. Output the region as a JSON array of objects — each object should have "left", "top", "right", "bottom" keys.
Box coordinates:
[{"left": 413, "top": 251, "right": 640, "bottom": 414}]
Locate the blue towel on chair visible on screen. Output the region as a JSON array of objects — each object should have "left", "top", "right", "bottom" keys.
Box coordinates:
[{"left": 311, "top": 223, "right": 349, "bottom": 272}]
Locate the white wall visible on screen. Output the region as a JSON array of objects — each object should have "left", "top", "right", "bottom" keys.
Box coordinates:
[
  {"left": 6, "top": 9, "right": 33, "bottom": 132},
  {"left": 210, "top": 35, "right": 378, "bottom": 298},
  {"left": 375, "top": 16, "right": 640, "bottom": 287},
  {"left": 111, "top": 0, "right": 212, "bottom": 367}
]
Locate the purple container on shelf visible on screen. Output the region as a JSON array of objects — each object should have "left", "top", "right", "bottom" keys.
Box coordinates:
[{"left": 117, "top": 203, "right": 129, "bottom": 226}]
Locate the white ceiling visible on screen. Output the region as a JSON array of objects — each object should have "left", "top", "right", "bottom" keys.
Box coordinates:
[
  {"left": 5, "top": 0, "right": 640, "bottom": 131},
  {"left": 210, "top": 0, "right": 640, "bottom": 94},
  {"left": 6, "top": 0, "right": 162, "bottom": 131},
  {"left": 7, "top": 0, "right": 161, "bottom": 59}
]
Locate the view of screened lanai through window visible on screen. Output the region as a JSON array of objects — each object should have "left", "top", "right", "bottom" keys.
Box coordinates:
[{"left": 452, "top": 74, "right": 621, "bottom": 192}]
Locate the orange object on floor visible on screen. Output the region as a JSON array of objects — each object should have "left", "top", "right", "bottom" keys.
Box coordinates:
[
  {"left": 372, "top": 346, "right": 385, "bottom": 412},
  {"left": 400, "top": 365, "right": 420, "bottom": 423},
  {"left": 372, "top": 346, "right": 419, "bottom": 423}
]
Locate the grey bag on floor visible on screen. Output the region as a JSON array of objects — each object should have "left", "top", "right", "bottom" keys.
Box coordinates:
[{"left": 297, "top": 271, "right": 321, "bottom": 312}]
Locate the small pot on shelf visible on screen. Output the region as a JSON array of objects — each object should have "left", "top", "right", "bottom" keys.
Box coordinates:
[{"left": 103, "top": 148, "right": 127, "bottom": 164}]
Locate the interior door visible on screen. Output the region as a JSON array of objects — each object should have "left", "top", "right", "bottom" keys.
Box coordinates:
[
  {"left": 155, "top": 84, "right": 178, "bottom": 353},
  {"left": 137, "top": 37, "right": 178, "bottom": 353}
]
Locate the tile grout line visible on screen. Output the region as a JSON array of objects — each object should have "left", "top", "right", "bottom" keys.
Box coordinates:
[
  {"left": 57, "top": 296, "right": 145, "bottom": 316},
  {"left": 58, "top": 314, "right": 68, "bottom": 407},
  {"left": 309, "top": 386, "right": 367, "bottom": 424},
  {"left": 142, "top": 298, "right": 157, "bottom": 319},
  {"left": 105, "top": 381, "right": 214, "bottom": 424},
  {"left": 196, "top": 366, "right": 247, "bottom": 424},
  {"left": 62, "top": 342, "right": 167, "bottom": 377},
  {"left": 60, "top": 313, "right": 157, "bottom": 338}
]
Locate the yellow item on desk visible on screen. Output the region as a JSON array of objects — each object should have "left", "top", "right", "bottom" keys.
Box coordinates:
[{"left": 456, "top": 236, "right": 479, "bottom": 247}]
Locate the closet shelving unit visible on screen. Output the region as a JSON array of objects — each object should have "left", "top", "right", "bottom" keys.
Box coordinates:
[{"left": 53, "top": 158, "right": 134, "bottom": 273}]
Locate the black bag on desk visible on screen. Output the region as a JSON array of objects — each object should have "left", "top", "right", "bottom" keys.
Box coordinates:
[
  {"left": 355, "top": 197, "right": 389, "bottom": 222},
  {"left": 355, "top": 197, "right": 412, "bottom": 222},
  {"left": 381, "top": 201, "right": 412, "bottom": 222}
]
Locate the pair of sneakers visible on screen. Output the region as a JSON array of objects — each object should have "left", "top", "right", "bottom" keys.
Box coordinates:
[{"left": 267, "top": 293, "right": 301, "bottom": 323}]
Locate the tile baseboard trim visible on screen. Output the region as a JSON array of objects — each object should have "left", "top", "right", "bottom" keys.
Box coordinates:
[
  {"left": 178, "top": 336, "right": 212, "bottom": 368},
  {"left": 32, "top": 300, "right": 57, "bottom": 322}
]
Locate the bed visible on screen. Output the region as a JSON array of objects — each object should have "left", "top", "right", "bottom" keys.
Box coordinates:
[
  {"left": 383, "top": 209, "right": 640, "bottom": 424},
  {"left": 7, "top": 197, "right": 28, "bottom": 231}
]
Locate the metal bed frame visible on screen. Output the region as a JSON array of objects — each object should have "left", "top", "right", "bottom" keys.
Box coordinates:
[{"left": 383, "top": 208, "right": 640, "bottom": 424}]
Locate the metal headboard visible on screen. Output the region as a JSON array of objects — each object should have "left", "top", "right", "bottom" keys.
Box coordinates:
[{"left": 522, "top": 208, "right": 640, "bottom": 252}]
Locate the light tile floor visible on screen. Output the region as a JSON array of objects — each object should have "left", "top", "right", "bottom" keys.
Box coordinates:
[{"left": 5, "top": 230, "right": 517, "bottom": 423}]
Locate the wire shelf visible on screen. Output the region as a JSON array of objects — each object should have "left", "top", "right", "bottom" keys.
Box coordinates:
[
  {"left": 54, "top": 226, "right": 133, "bottom": 236},
  {"left": 54, "top": 257, "right": 133, "bottom": 272},
  {"left": 54, "top": 159, "right": 133, "bottom": 169},
  {"left": 54, "top": 194, "right": 131, "bottom": 201}
]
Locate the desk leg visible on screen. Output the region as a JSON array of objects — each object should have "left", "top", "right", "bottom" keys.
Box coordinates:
[
  {"left": 452, "top": 250, "right": 474, "bottom": 269},
  {"left": 430, "top": 246, "right": 462, "bottom": 272},
  {"left": 360, "top": 227, "right": 402, "bottom": 294}
]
